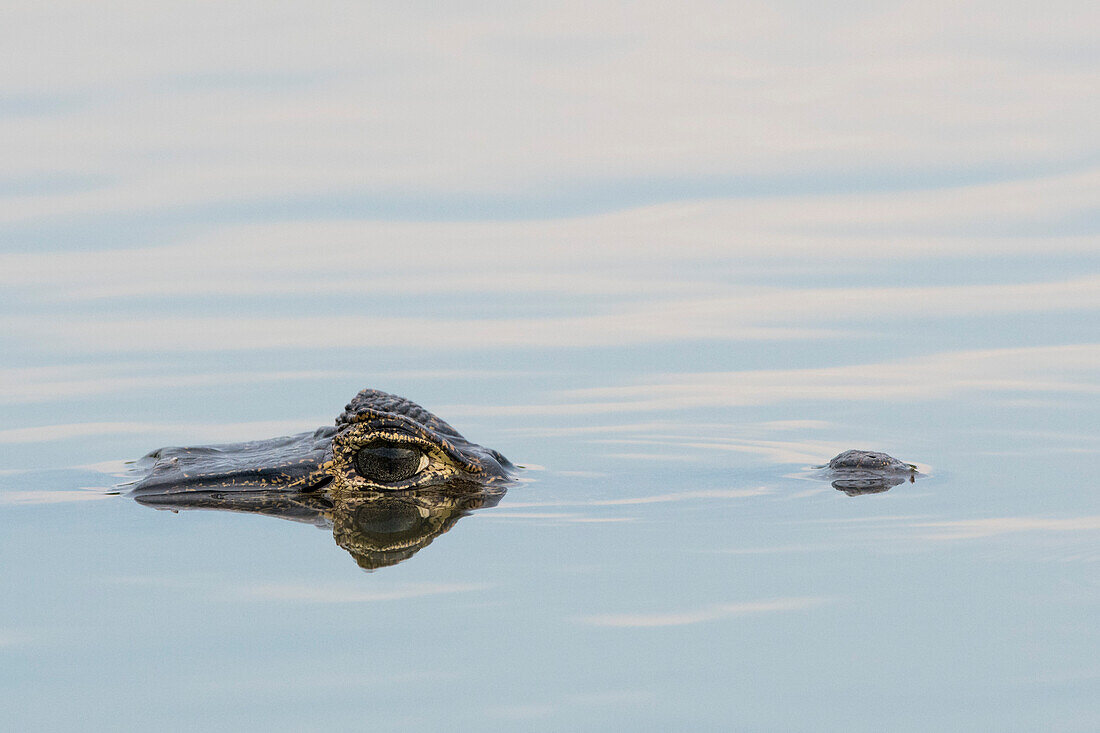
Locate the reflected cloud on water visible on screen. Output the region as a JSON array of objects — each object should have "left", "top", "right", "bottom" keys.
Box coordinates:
[{"left": 577, "top": 597, "right": 826, "bottom": 628}]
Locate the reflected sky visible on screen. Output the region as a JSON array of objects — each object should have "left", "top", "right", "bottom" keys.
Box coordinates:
[{"left": 2, "top": 2, "right": 1099, "bottom": 731}]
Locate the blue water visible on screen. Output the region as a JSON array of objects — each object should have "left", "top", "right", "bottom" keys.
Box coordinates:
[
  {"left": 3, "top": 4, "right": 1099, "bottom": 730},
  {"left": 3, "top": 240, "right": 1097, "bottom": 730}
]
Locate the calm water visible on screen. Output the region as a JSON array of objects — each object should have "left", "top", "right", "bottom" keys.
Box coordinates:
[
  {"left": 2, "top": 230, "right": 1097, "bottom": 731},
  {"left": 3, "top": 4, "right": 1099, "bottom": 731}
]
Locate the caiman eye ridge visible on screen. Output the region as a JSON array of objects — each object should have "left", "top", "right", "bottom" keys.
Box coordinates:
[
  {"left": 353, "top": 441, "right": 429, "bottom": 483},
  {"left": 130, "top": 388, "right": 513, "bottom": 502}
]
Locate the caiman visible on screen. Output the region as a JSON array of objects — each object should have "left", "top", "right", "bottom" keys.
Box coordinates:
[
  {"left": 817, "top": 449, "right": 919, "bottom": 496},
  {"left": 129, "top": 389, "right": 514, "bottom": 569}
]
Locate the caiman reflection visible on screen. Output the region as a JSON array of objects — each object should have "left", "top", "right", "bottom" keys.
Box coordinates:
[{"left": 129, "top": 389, "right": 514, "bottom": 569}]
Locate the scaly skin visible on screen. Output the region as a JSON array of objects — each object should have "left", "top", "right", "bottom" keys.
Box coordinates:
[
  {"left": 818, "top": 449, "right": 918, "bottom": 496},
  {"left": 129, "top": 389, "right": 514, "bottom": 569},
  {"left": 322, "top": 389, "right": 511, "bottom": 496},
  {"left": 131, "top": 388, "right": 512, "bottom": 497}
]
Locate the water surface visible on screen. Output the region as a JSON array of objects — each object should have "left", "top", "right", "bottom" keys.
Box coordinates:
[
  {"left": 3, "top": 222, "right": 1097, "bottom": 730},
  {"left": 2, "top": 3, "right": 1099, "bottom": 730}
]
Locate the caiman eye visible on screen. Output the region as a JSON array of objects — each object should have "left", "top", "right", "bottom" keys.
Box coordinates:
[{"left": 353, "top": 442, "right": 426, "bottom": 483}]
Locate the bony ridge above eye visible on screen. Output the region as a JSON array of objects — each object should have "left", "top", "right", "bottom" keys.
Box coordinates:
[{"left": 353, "top": 440, "right": 429, "bottom": 483}]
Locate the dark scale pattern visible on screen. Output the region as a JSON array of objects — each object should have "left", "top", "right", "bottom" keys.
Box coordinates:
[
  {"left": 818, "top": 449, "right": 919, "bottom": 497},
  {"left": 336, "top": 389, "right": 463, "bottom": 438},
  {"left": 827, "top": 449, "right": 912, "bottom": 473},
  {"left": 129, "top": 388, "right": 511, "bottom": 498},
  {"left": 128, "top": 389, "right": 514, "bottom": 569},
  {"left": 130, "top": 431, "right": 334, "bottom": 496}
]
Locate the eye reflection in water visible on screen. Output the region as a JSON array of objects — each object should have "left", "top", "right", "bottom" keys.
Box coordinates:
[
  {"left": 127, "top": 389, "right": 514, "bottom": 570},
  {"left": 135, "top": 482, "right": 507, "bottom": 570}
]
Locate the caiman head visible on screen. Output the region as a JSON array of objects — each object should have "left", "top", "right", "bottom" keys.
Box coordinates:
[
  {"left": 130, "top": 389, "right": 512, "bottom": 498},
  {"left": 817, "top": 449, "right": 918, "bottom": 496},
  {"left": 128, "top": 389, "right": 514, "bottom": 569}
]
